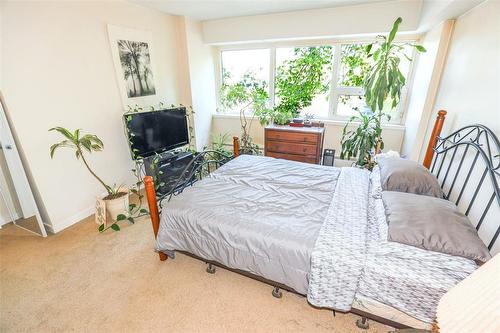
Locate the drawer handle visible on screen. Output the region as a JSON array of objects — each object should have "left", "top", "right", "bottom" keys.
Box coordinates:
[{"left": 303, "top": 147, "right": 307, "bottom": 152}]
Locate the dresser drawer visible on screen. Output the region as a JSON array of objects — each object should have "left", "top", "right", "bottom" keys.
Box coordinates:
[
  {"left": 266, "top": 152, "right": 317, "bottom": 164},
  {"left": 266, "top": 140, "right": 317, "bottom": 155},
  {"left": 266, "top": 130, "right": 318, "bottom": 144}
]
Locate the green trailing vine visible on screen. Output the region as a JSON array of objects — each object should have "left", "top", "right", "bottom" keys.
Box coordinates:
[{"left": 124, "top": 102, "right": 196, "bottom": 189}]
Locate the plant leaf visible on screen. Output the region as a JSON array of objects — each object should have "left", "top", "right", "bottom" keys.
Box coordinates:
[
  {"left": 415, "top": 45, "right": 426, "bottom": 52},
  {"left": 98, "top": 223, "right": 105, "bottom": 232},
  {"left": 110, "top": 223, "right": 120, "bottom": 231},
  {"left": 116, "top": 214, "right": 127, "bottom": 221}
]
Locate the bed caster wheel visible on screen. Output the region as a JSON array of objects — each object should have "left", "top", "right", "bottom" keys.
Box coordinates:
[
  {"left": 272, "top": 286, "right": 282, "bottom": 298},
  {"left": 356, "top": 317, "right": 369, "bottom": 329},
  {"left": 206, "top": 263, "right": 216, "bottom": 274},
  {"left": 332, "top": 310, "right": 336, "bottom": 317}
]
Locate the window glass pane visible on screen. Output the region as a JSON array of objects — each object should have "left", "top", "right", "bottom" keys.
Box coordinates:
[
  {"left": 336, "top": 95, "right": 368, "bottom": 116},
  {"left": 220, "top": 49, "right": 270, "bottom": 113},
  {"left": 338, "top": 44, "right": 373, "bottom": 87},
  {"left": 336, "top": 94, "right": 402, "bottom": 119},
  {"left": 335, "top": 43, "right": 414, "bottom": 121},
  {"left": 275, "top": 46, "right": 333, "bottom": 119}
]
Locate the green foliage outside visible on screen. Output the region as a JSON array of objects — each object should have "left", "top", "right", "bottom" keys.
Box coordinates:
[
  {"left": 272, "top": 46, "right": 333, "bottom": 123},
  {"left": 219, "top": 46, "right": 334, "bottom": 148},
  {"left": 339, "top": 44, "right": 372, "bottom": 87}
]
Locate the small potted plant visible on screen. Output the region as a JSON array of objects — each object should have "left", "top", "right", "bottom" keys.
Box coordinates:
[{"left": 49, "top": 127, "right": 129, "bottom": 222}]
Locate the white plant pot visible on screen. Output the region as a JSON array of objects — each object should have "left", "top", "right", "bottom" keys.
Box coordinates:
[{"left": 104, "top": 192, "right": 129, "bottom": 221}]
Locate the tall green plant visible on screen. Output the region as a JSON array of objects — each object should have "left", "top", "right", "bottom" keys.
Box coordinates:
[
  {"left": 220, "top": 71, "right": 269, "bottom": 154},
  {"left": 49, "top": 127, "right": 118, "bottom": 196},
  {"left": 340, "top": 110, "right": 389, "bottom": 169},
  {"left": 364, "top": 17, "right": 426, "bottom": 113},
  {"left": 340, "top": 17, "right": 426, "bottom": 167}
]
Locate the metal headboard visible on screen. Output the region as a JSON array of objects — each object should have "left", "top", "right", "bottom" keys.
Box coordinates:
[
  {"left": 157, "top": 150, "right": 233, "bottom": 209},
  {"left": 430, "top": 124, "right": 500, "bottom": 251}
]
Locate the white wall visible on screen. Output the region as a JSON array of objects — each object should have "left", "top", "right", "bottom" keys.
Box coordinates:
[
  {"left": 202, "top": 0, "right": 422, "bottom": 44},
  {"left": 181, "top": 18, "right": 217, "bottom": 151},
  {"left": 211, "top": 115, "right": 405, "bottom": 158},
  {"left": 401, "top": 20, "right": 454, "bottom": 160},
  {"left": 419, "top": 0, "right": 500, "bottom": 161},
  {"left": 1, "top": 1, "right": 189, "bottom": 232}
]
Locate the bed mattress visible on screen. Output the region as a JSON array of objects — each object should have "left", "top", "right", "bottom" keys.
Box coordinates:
[
  {"left": 157, "top": 155, "right": 340, "bottom": 294},
  {"left": 157, "top": 155, "right": 476, "bottom": 328}
]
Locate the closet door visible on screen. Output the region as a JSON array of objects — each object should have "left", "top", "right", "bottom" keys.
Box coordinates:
[{"left": 0, "top": 97, "right": 47, "bottom": 236}]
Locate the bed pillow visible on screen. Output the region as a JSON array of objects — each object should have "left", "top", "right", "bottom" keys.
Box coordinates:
[
  {"left": 377, "top": 157, "right": 443, "bottom": 198},
  {"left": 382, "top": 191, "right": 491, "bottom": 263}
]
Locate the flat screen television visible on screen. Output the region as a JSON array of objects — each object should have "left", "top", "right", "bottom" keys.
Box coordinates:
[{"left": 124, "top": 107, "right": 189, "bottom": 159}]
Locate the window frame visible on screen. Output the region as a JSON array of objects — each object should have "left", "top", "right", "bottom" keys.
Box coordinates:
[{"left": 215, "top": 36, "right": 420, "bottom": 125}]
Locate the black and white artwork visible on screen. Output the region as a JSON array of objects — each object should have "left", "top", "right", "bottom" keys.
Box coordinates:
[
  {"left": 108, "top": 25, "right": 158, "bottom": 108},
  {"left": 117, "top": 40, "right": 156, "bottom": 98}
]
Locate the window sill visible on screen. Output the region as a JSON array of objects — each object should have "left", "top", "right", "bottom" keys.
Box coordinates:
[{"left": 212, "top": 113, "right": 405, "bottom": 131}]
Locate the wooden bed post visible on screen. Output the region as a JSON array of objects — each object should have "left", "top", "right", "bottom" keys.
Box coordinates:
[
  {"left": 423, "top": 110, "right": 447, "bottom": 169},
  {"left": 233, "top": 136, "right": 240, "bottom": 157},
  {"left": 144, "top": 176, "right": 168, "bottom": 261}
]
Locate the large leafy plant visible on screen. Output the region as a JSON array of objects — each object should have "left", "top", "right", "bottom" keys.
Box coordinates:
[
  {"left": 49, "top": 127, "right": 147, "bottom": 233},
  {"left": 364, "top": 17, "right": 426, "bottom": 113},
  {"left": 270, "top": 46, "right": 333, "bottom": 124},
  {"left": 220, "top": 71, "right": 270, "bottom": 154},
  {"left": 340, "top": 17, "right": 426, "bottom": 168},
  {"left": 340, "top": 110, "right": 389, "bottom": 169},
  {"left": 49, "top": 127, "right": 117, "bottom": 197}
]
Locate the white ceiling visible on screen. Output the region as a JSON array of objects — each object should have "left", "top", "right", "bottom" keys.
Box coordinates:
[{"left": 132, "top": 0, "right": 392, "bottom": 21}]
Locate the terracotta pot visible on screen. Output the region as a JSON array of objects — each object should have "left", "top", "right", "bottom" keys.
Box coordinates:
[{"left": 104, "top": 191, "right": 129, "bottom": 221}]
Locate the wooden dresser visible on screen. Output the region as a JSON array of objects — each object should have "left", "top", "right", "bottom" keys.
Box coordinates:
[{"left": 264, "top": 125, "right": 325, "bottom": 164}]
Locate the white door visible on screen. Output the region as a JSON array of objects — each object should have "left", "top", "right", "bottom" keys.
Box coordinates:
[{"left": 0, "top": 96, "right": 47, "bottom": 236}]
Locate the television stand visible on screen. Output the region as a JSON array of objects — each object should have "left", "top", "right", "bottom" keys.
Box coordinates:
[{"left": 144, "top": 151, "right": 195, "bottom": 197}]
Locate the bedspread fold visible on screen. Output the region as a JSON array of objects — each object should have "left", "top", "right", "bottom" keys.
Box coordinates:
[{"left": 307, "top": 167, "right": 371, "bottom": 311}]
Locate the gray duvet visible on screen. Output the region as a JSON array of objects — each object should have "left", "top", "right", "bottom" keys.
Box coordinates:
[
  {"left": 157, "top": 155, "right": 477, "bottom": 324},
  {"left": 157, "top": 155, "right": 340, "bottom": 294}
]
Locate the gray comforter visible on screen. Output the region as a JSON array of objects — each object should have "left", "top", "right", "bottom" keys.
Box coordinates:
[
  {"left": 157, "top": 155, "right": 340, "bottom": 294},
  {"left": 157, "top": 155, "right": 477, "bottom": 324}
]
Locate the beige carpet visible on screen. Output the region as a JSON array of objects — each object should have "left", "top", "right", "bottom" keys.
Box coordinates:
[{"left": 0, "top": 214, "right": 393, "bottom": 333}]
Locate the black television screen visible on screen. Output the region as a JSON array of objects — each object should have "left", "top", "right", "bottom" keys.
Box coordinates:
[{"left": 125, "top": 107, "right": 189, "bottom": 159}]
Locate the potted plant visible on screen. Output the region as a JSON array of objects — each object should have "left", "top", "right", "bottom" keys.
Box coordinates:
[
  {"left": 340, "top": 17, "right": 426, "bottom": 168},
  {"left": 49, "top": 127, "right": 129, "bottom": 222},
  {"left": 219, "top": 71, "right": 270, "bottom": 154}
]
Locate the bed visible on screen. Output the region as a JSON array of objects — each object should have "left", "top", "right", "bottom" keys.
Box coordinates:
[{"left": 144, "top": 111, "right": 500, "bottom": 329}]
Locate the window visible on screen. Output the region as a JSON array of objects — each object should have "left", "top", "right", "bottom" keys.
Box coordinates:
[
  {"left": 275, "top": 47, "right": 333, "bottom": 118},
  {"left": 220, "top": 49, "right": 270, "bottom": 113},
  {"left": 333, "top": 43, "right": 413, "bottom": 121},
  {"left": 217, "top": 41, "right": 416, "bottom": 123}
]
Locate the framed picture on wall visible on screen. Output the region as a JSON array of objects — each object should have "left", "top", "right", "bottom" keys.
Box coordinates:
[{"left": 108, "top": 25, "right": 159, "bottom": 109}]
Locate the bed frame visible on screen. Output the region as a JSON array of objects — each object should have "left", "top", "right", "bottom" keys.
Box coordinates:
[{"left": 143, "top": 110, "right": 500, "bottom": 328}]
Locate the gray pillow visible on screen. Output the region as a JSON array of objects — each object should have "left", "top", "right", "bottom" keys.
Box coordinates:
[
  {"left": 382, "top": 191, "right": 491, "bottom": 263},
  {"left": 377, "top": 157, "right": 443, "bottom": 198}
]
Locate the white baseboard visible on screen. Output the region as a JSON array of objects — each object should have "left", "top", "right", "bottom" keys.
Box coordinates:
[
  {"left": 46, "top": 205, "right": 95, "bottom": 234},
  {"left": 0, "top": 212, "right": 19, "bottom": 226}
]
